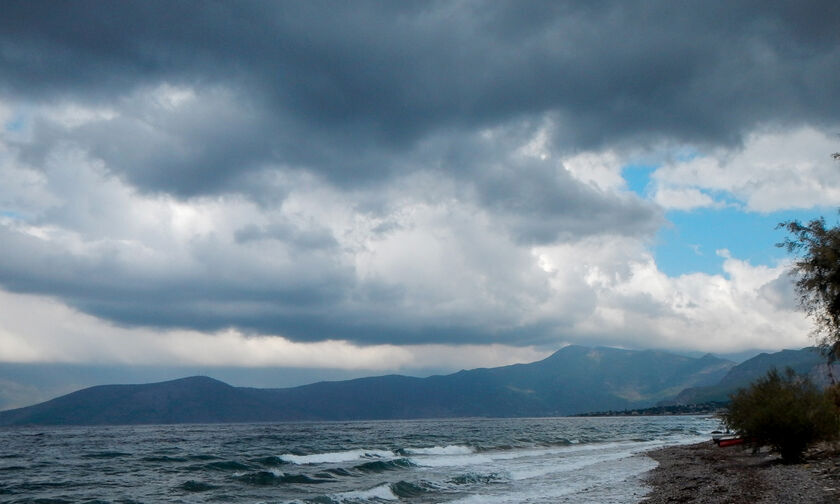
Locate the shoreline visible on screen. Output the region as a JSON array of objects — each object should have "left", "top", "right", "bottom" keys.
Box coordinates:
[{"left": 641, "top": 441, "right": 840, "bottom": 503}]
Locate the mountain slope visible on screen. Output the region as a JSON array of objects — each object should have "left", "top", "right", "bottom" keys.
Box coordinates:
[
  {"left": 666, "top": 347, "right": 838, "bottom": 405},
  {"left": 0, "top": 376, "right": 283, "bottom": 425},
  {"left": 254, "top": 345, "right": 735, "bottom": 419},
  {"left": 0, "top": 346, "right": 735, "bottom": 425}
]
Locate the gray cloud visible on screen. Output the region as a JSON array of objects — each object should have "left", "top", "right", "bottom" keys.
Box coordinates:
[
  {"left": 234, "top": 222, "right": 338, "bottom": 251},
  {"left": 0, "top": 221, "right": 575, "bottom": 344},
  {"left": 474, "top": 158, "right": 661, "bottom": 244},
  {"left": 0, "top": 222, "right": 355, "bottom": 334},
  {"left": 2, "top": 1, "right": 839, "bottom": 194},
  {"left": 759, "top": 273, "right": 800, "bottom": 311},
  {"left": 0, "top": 1, "right": 836, "bottom": 348}
]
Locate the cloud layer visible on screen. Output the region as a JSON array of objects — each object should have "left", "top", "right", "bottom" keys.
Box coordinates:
[{"left": 1, "top": 1, "right": 839, "bottom": 364}]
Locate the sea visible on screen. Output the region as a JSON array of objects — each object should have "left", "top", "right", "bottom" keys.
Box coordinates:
[{"left": 0, "top": 415, "right": 719, "bottom": 504}]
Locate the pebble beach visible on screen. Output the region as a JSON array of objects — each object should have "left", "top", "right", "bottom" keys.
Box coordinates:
[{"left": 643, "top": 441, "right": 840, "bottom": 503}]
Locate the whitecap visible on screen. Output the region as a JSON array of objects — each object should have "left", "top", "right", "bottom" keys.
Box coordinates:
[
  {"left": 404, "top": 445, "right": 474, "bottom": 455},
  {"left": 333, "top": 483, "right": 398, "bottom": 502},
  {"left": 410, "top": 453, "right": 494, "bottom": 468},
  {"left": 278, "top": 449, "right": 394, "bottom": 465}
]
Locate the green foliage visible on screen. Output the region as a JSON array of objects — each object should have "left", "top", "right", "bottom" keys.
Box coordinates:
[
  {"left": 826, "top": 383, "right": 840, "bottom": 410},
  {"left": 777, "top": 215, "right": 840, "bottom": 362},
  {"left": 722, "top": 368, "right": 839, "bottom": 463}
]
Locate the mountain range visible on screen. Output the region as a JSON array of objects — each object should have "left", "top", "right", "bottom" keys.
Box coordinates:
[
  {"left": 0, "top": 345, "right": 832, "bottom": 425},
  {"left": 664, "top": 347, "right": 837, "bottom": 405}
]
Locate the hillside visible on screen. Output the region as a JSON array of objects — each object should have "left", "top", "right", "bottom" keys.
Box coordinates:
[
  {"left": 0, "top": 345, "right": 733, "bottom": 425},
  {"left": 664, "top": 347, "right": 838, "bottom": 405}
]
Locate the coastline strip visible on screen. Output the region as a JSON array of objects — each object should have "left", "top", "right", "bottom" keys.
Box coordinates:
[{"left": 641, "top": 441, "right": 839, "bottom": 503}]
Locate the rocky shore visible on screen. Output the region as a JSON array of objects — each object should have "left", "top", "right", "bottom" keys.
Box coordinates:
[{"left": 642, "top": 441, "right": 840, "bottom": 503}]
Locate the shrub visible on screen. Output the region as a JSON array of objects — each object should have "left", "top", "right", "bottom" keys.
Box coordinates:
[
  {"left": 826, "top": 382, "right": 840, "bottom": 410},
  {"left": 722, "top": 368, "right": 839, "bottom": 463}
]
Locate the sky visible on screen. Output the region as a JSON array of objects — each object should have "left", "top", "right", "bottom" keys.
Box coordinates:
[{"left": 2, "top": 1, "right": 840, "bottom": 405}]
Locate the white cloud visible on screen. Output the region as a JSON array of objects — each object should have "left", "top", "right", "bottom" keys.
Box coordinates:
[
  {"left": 561, "top": 150, "right": 626, "bottom": 192},
  {"left": 529, "top": 233, "right": 811, "bottom": 353},
  {"left": 44, "top": 103, "right": 116, "bottom": 128},
  {"left": 0, "top": 239, "right": 809, "bottom": 370},
  {"left": 1, "top": 4, "right": 838, "bottom": 382},
  {"left": 653, "top": 126, "right": 840, "bottom": 212},
  {"left": 653, "top": 187, "right": 721, "bottom": 211},
  {"left": 0, "top": 93, "right": 821, "bottom": 361},
  {"left": 581, "top": 252, "right": 810, "bottom": 352},
  {"left": 0, "top": 138, "right": 813, "bottom": 360}
]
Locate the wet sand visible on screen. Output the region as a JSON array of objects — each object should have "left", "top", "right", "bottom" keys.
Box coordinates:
[{"left": 642, "top": 441, "right": 840, "bottom": 503}]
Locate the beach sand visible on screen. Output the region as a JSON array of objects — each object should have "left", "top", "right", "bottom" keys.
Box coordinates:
[{"left": 642, "top": 441, "right": 840, "bottom": 503}]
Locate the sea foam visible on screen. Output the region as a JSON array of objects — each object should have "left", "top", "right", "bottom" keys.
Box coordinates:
[
  {"left": 278, "top": 449, "right": 393, "bottom": 465},
  {"left": 403, "top": 444, "right": 474, "bottom": 455},
  {"left": 333, "top": 482, "right": 398, "bottom": 502}
]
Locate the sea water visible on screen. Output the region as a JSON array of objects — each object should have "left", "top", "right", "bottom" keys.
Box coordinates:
[{"left": 0, "top": 416, "right": 719, "bottom": 503}]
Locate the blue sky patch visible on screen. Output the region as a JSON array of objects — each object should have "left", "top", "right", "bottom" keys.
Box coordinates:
[
  {"left": 654, "top": 206, "right": 838, "bottom": 276},
  {"left": 622, "top": 163, "right": 657, "bottom": 197}
]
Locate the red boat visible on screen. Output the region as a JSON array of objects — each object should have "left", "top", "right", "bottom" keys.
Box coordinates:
[
  {"left": 711, "top": 430, "right": 746, "bottom": 447},
  {"left": 716, "top": 437, "right": 745, "bottom": 447}
]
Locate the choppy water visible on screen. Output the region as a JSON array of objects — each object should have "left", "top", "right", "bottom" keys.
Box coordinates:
[{"left": 0, "top": 416, "right": 718, "bottom": 503}]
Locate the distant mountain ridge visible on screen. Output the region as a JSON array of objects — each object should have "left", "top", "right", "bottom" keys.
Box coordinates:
[
  {"left": 663, "top": 347, "right": 838, "bottom": 406},
  {"left": 0, "top": 345, "right": 735, "bottom": 425}
]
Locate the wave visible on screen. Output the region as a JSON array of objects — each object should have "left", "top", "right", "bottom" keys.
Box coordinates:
[
  {"left": 277, "top": 444, "right": 476, "bottom": 468},
  {"left": 235, "top": 470, "right": 331, "bottom": 486},
  {"left": 405, "top": 443, "right": 608, "bottom": 469},
  {"left": 4, "top": 498, "right": 75, "bottom": 504},
  {"left": 331, "top": 482, "right": 398, "bottom": 502},
  {"left": 81, "top": 451, "right": 131, "bottom": 459},
  {"left": 389, "top": 480, "right": 435, "bottom": 498},
  {"left": 402, "top": 444, "right": 474, "bottom": 455},
  {"left": 307, "top": 484, "right": 401, "bottom": 504},
  {"left": 4, "top": 416, "right": 718, "bottom": 504},
  {"left": 141, "top": 455, "right": 188, "bottom": 463},
  {"left": 456, "top": 447, "right": 662, "bottom": 503},
  {"left": 252, "top": 455, "right": 288, "bottom": 467},
  {"left": 353, "top": 458, "right": 414, "bottom": 473},
  {"left": 187, "top": 454, "right": 221, "bottom": 461},
  {"left": 448, "top": 472, "right": 505, "bottom": 485},
  {"left": 177, "top": 480, "right": 217, "bottom": 492},
  {"left": 404, "top": 440, "right": 625, "bottom": 469},
  {"left": 409, "top": 453, "right": 494, "bottom": 468},
  {"left": 407, "top": 438, "right": 678, "bottom": 471},
  {"left": 0, "top": 465, "right": 27, "bottom": 472},
  {"left": 204, "top": 460, "right": 252, "bottom": 471},
  {"left": 508, "top": 450, "right": 634, "bottom": 481},
  {"left": 278, "top": 449, "right": 393, "bottom": 465},
  {"left": 325, "top": 467, "right": 355, "bottom": 477}
]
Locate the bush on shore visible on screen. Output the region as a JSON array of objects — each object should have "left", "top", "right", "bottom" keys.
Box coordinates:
[{"left": 722, "top": 368, "right": 839, "bottom": 463}]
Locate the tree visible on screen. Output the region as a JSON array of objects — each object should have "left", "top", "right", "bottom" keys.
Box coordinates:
[
  {"left": 722, "top": 368, "right": 839, "bottom": 463},
  {"left": 777, "top": 214, "right": 840, "bottom": 363}
]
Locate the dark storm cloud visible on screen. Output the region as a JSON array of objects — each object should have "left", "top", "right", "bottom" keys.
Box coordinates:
[
  {"left": 14, "top": 87, "right": 278, "bottom": 197},
  {"left": 0, "top": 223, "right": 568, "bottom": 344},
  {"left": 2, "top": 0, "right": 839, "bottom": 193},
  {"left": 234, "top": 221, "right": 338, "bottom": 250},
  {"left": 0, "top": 0, "right": 837, "bottom": 346},
  {"left": 474, "top": 157, "right": 660, "bottom": 244},
  {"left": 0, "top": 224, "right": 357, "bottom": 336}
]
